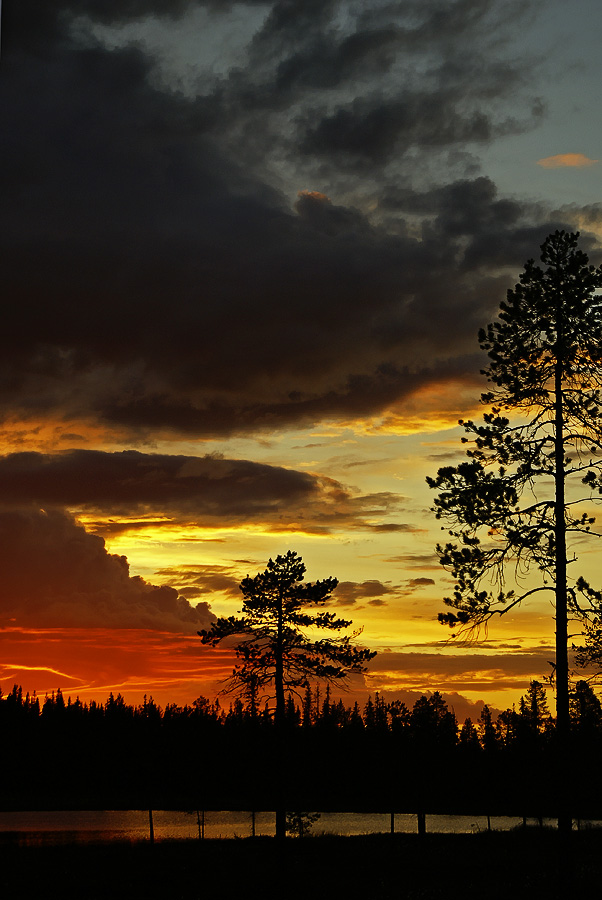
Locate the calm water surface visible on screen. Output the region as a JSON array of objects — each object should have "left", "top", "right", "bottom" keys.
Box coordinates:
[{"left": 0, "top": 810, "right": 570, "bottom": 844}]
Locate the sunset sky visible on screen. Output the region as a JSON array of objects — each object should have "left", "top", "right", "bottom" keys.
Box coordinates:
[{"left": 2, "top": 0, "right": 602, "bottom": 721}]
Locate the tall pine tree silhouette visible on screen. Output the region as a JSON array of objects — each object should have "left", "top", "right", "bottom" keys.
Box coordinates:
[
  {"left": 428, "top": 231, "right": 602, "bottom": 831},
  {"left": 199, "top": 550, "right": 375, "bottom": 838}
]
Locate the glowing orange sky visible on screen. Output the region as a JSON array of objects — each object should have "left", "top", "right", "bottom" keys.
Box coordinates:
[
  {"left": 0, "top": 627, "right": 234, "bottom": 708},
  {"left": 0, "top": 412, "right": 587, "bottom": 718}
]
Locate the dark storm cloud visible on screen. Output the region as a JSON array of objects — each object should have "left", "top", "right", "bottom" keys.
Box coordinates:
[
  {"left": 259, "top": 0, "right": 542, "bottom": 169},
  {"left": 4, "top": 0, "right": 206, "bottom": 38},
  {"left": 0, "top": 450, "right": 316, "bottom": 514},
  {"left": 299, "top": 94, "right": 533, "bottom": 165},
  {"left": 272, "top": 26, "right": 407, "bottom": 95},
  {"left": 381, "top": 177, "right": 524, "bottom": 238},
  {"left": 0, "top": 508, "right": 216, "bottom": 631},
  {"left": 0, "top": 0, "right": 583, "bottom": 439},
  {"left": 0, "top": 449, "right": 407, "bottom": 532}
]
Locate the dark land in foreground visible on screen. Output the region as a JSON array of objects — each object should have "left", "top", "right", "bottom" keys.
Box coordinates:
[{"left": 1, "top": 830, "right": 601, "bottom": 900}]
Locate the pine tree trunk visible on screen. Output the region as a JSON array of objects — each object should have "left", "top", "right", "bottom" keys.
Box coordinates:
[
  {"left": 554, "top": 302, "right": 571, "bottom": 835},
  {"left": 275, "top": 807, "right": 286, "bottom": 841},
  {"left": 275, "top": 585, "right": 286, "bottom": 840}
]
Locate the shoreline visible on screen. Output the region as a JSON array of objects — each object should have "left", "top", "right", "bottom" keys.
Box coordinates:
[{"left": 0, "top": 829, "right": 598, "bottom": 899}]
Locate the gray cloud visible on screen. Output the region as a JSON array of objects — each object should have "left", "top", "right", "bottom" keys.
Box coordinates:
[
  {"left": 370, "top": 649, "right": 556, "bottom": 688},
  {"left": 334, "top": 579, "right": 400, "bottom": 606},
  {"left": 154, "top": 564, "right": 241, "bottom": 601},
  {"left": 334, "top": 572, "right": 438, "bottom": 607},
  {"left": 299, "top": 93, "right": 537, "bottom": 167},
  {"left": 0, "top": 508, "right": 215, "bottom": 631},
  {"left": 0, "top": 449, "right": 407, "bottom": 533},
  {"left": 386, "top": 553, "right": 443, "bottom": 571}
]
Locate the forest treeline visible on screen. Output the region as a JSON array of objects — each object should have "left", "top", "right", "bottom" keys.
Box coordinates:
[{"left": 3, "top": 679, "right": 602, "bottom": 817}]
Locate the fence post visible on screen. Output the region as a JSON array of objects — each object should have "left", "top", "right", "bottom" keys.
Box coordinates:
[{"left": 417, "top": 810, "right": 426, "bottom": 836}]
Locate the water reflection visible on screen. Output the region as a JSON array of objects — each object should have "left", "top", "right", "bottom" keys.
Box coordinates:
[{"left": 0, "top": 810, "right": 586, "bottom": 844}]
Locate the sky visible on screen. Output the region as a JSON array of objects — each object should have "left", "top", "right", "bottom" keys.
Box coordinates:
[{"left": 1, "top": 0, "right": 602, "bottom": 721}]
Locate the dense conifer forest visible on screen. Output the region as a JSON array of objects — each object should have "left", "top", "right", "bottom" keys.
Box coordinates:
[{"left": 3, "top": 680, "right": 602, "bottom": 818}]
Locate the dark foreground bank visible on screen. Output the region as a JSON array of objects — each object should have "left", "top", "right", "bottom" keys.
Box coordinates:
[{"left": 1, "top": 829, "right": 600, "bottom": 900}]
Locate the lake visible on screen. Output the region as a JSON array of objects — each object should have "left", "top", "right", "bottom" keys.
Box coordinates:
[{"left": 0, "top": 810, "right": 573, "bottom": 844}]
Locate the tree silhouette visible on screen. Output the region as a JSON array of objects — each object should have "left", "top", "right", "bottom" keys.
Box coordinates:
[
  {"left": 7, "top": 678, "right": 602, "bottom": 816},
  {"left": 478, "top": 704, "right": 499, "bottom": 753},
  {"left": 427, "top": 230, "right": 602, "bottom": 831},
  {"left": 409, "top": 691, "right": 457, "bottom": 749},
  {"left": 459, "top": 717, "right": 480, "bottom": 752},
  {"left": 518, "top": 680, "right": 550, "bottom": 737},
  {"left": 285, "top": 810, "right": 321, "bottom": 837},
  {"left": 569, "top": 679, "right": 602, "bottom": 738},
  {"left": 198, "top": 551, "right": 375, "bottom": 715},
  {"left": 198, "top": 550, "right": 376, "bottom": 838}
]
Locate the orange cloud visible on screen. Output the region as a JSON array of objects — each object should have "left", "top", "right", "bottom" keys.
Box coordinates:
[
  {"left": 537, "top": 153, "right": 598, "bottom": 169},
  {"left": 363, "top": 646, "right": 558, "bottom": 713},
  {"left": 297, "top": 189, "right": 330, "bottom": 203},
  {"left": 367, "top": 377, "right": 484, "bottom": 435}
]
